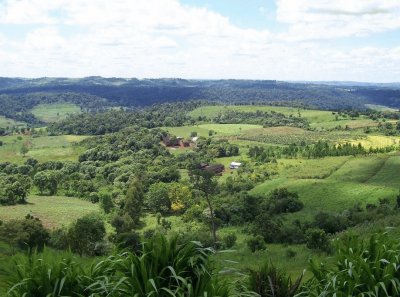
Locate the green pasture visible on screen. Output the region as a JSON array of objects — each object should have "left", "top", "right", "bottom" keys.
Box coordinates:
[
  {"left": 365, "top": 104, "right": 398, "bottom": 112},
  {"left": 0, "top": 195, "right": 100, "bottom": 229},
  {"left": 347, "top": 135, "right": 400, "bottom": 148},
  {"left": 162, "top": 123, "right": 262, "bottom": 138},
  {"left": 31, "top": 103, "right": 81, "bottom": 123},
  {"left": 0, "top": 134, "right": 88, "bottom": 163},
  {"left": 238, "top": 126, "right": 365, "bottom": 145},
  {"left": 189, "top": 105, "right": 378, "bottom": 130},
  {"left": 251, "top": 154, "right": 400, "bottom": 220},
  {"left": 0, "top": 115, "right": 25, "bottom": 129}
]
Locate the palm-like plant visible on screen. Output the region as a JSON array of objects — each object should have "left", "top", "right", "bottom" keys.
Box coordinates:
[
  {"left": 6, "top": 235, "right": 255, "bottom": 297},
  {"left": 86, "top": 234, "right": 250, "bottom": 296},
  {"left": 247, "top": 262, "right": 303, "bottom": 297},
  {"left": 300, "top": 233, "right": 400, "bottom": 297},
  {"left": 6, "top": 249, "right": 88, "bottom": 297}
]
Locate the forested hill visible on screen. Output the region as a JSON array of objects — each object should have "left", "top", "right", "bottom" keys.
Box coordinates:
[{"left": 0, "top": 77, "right": 400, "bottom": 124}]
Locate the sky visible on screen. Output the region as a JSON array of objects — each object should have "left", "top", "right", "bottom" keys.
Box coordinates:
[{"left": 0, "top": 0, "right": 399, "bottom": 82}]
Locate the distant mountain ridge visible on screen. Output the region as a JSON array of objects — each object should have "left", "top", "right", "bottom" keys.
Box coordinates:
[{"left": 0, "top": 77, "right": 399, "bottom": 125}]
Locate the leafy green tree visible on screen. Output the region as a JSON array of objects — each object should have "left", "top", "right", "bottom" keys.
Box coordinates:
[
  {"left": 20, "top": 142, "right": 29, "bottom": 157},
  {"left": 247, "top": 235, "right": 266, "bottom": 253},
  {"left": 0, "top": 174, "right": 31, "bottom": 205},
  {"left": 306, "top": 228, "right": 331, "bottom": 252},
  {"left": 100, "top": 193, "right": 114, "bottom": 214},
  {"left": 67, "top": 213, "right": 106, "bottom": 256},
  {"left": 145, "top": 182, "right": 171, "bottom": 214},
  {"left": 189, "top": 169, "right": 219, "bottom": 248},
  {"left": 123, "top": 177, "right": 144, "bottom": 227},
  {"left": 33, "top": 170, "right": 61, "bottom": 195},
  {"left": 0, "top": 214, "right": 49, "bottom": 251}
]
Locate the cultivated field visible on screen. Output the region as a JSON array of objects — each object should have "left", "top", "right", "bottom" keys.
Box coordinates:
[
  {"left": 189, "top": 105, "right": 378, "bottom": 130},
  {"left": 162, "top": 123, "right": 263, "bottom": 138},
  {"left": 31, "top": 103, "right": 81, "bottom": 123},
  {"left": 251, "top": 153, "right": 400, "bottom": 220}
]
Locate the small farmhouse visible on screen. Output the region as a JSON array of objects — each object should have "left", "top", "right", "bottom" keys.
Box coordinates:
[{"left": 229, "top": 162, "right": 242, "bottom": 169}]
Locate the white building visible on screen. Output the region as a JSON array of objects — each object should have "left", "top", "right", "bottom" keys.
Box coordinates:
[{"left": 229, "top": 162, "right": 242, "bottom": 169}]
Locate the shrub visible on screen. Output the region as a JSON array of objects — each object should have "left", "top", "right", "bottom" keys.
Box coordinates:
[
  {"left": 313, "top": 211, "right": 349, "bottom": 234},
  {"left": 305, "top": 228, "right": 331, "bottom": 253},
  {"left": 67, "top": 213, "right": 106, "bottom": 256},
  {"left": 286, "top": 249, "right": 297, "bottom": 258},
  {"left": 268, "top": 188, "right": 304, "bottom": 214},
  {"left": 115, "top": 231, "right": 141, "bottom": 252},
  {"left": 247, "top": 262, "right": 303, "bottom": 297},
  {"left": 247, "top": 235, "right": 266, "bottom": 253},
  {"left": 0, "top": 214, "right": 49, "bottom": 251},
  {"left": 99, "top": 193, "right": 114, "bottom": 213},
  {"left": 223, "top": 233, "right": 237, "bottom": 249}
]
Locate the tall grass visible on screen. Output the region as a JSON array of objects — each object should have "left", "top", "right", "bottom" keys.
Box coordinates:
[
  {"left": 299, "top": 233, "right": 400, "bottom": 297},
  {"left": 86, "top": 235, "right": 249, "bottom": 296},
  {"left": 6, "top": 249, "right": 88, "bottom": 296},
  {"left": 5, "top": 235, "right": 255, "bottom": 296},
  {"left": 247, "top": 262, "right": 303, "bottom": 297}
]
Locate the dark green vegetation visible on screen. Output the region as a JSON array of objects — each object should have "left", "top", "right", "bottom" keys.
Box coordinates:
[
  {"left": 1, "top": 77, "right": 400, "bottom": 128},
  {"left": 1, "top": 80, "right": 400, "bottom": 296}
]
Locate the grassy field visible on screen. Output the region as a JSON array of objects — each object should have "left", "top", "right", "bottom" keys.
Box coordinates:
[
  {"left": 251, "top": 153, "right": 400, "bottom": 220},
  {"left": 162, "top": 123, "right": 263, "bottom": 138},
  {"left": 237, "top": 126, "right": 366, "bottom": 145},
  {"left": 365, "top": 104, "right": 399, "bottom": 112},
  {"left": 31, "top": 103, "right": 81, "bottom": 123},
  {"left": 0, "top": 134, "right": 88, "bottom": 163},
  {"left": 0, "top": 115, "right": 25, "bottom": 129},
  {"left": 347, "top": 135, "right": 400, "bottom": 148},
  {"left": 0, "top": 195, "right": 100, "bottom": 229},
  {"left": 189, "top": 105, "right": 378, "bottom": 130}
]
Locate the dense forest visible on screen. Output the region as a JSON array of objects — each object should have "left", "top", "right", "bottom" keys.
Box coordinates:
[{"left": 1, "top": 77, "right": 400, "bottom": 125}]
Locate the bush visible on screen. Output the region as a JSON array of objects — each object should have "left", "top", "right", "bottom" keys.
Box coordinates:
[
  {"left": 251, "top": 214, "right": 283, "bottom": 243},
  {"left": 115, "top": 231, "right": 142, "bottom": 252},
  {"left": 0, "top": 214, "right": 49, "bottom": 251},
  {"left": 222, "top": 233, "right": 237, "bottom": 249},
  {"left": 68, "top": 213, "right": 106, "bottom": 256},
  {"left": 100, "top": 193, "right": 114, "bottom": 213},
  {"left": 286, "top": 249, "right": 297, "bottom": 258},
  {"left": 313, "top": 211, "right": 350, "bottom": 234},
  {"left": 247, "top": 235, "right": 266, "bottom": 253},
  {"left": 305, "top": 228, "right": 331, "bottom": 253},
  {"left": 268, "top": 188, "right": 304, "bottom": 214},
  {"left": 247, "top": 262, "right": 303, "bottom": 297},
  {"left": 144, "top": 182, "right": 171, "bottom": 214}
]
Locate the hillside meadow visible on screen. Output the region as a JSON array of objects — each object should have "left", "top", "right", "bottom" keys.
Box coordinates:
[
  {"left": 31, "top": 103, "right": 82, "bottom": 123},
  {"left": 189, "top": 105, "right": 378, "bottom": 130},
  {"left": 1, "top": 102, "right": 400, "bottom": 295},
  {"left": 0, "top": 134, "right": 88, "bottom": 163}
]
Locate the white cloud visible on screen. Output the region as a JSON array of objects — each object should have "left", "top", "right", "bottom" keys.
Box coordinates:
[
  {"left": 276, "top": 0, "right": 400, "bottom": 41},
  {"left": 0, "top": 0, "right": 398, "bottom": 81}
]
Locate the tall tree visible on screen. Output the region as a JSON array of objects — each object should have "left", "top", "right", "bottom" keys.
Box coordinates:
[
  {"left": 189, "top": 169, "right": 219, "bottom": 248},
  {"left": 124, "top": 177, "right": 144, "bottom": 227}
]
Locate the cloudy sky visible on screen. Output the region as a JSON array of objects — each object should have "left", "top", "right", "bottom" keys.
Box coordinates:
[{"left": 0, "top": 0, "right": 399, "bottom": 82}]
